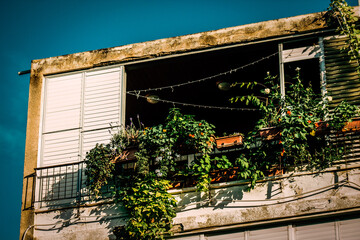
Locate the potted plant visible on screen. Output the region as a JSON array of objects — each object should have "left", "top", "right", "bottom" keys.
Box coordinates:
[
  {"left": 229, "top": 69, "right": 358, "bottom": 188},
  {"left": 111, "top": 116, "right": 143, "bottom": 163},
  {"left": 343, "top": 118, "right": 360, "bottom": 132},
  {"left": 259, "top": 126, "right": 281, "bottom": 140}
]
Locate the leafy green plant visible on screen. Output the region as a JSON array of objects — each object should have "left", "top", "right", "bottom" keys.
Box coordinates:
[
  {"left": 111, "top": 115, "right": 143, "bottom": 151},
  {"left": 114, "top": 174, "right": 177, "bottom": 240},
  {"left": 328, "top": 0, "right": 360, "bottom": 71},
  {"left": 85, "top": 109, "right": 217, "bottom": 239},
  {"left": 330, "top": 100, "right": 359, "bottom": 129},
  {"left": 135, "top": 108, "right": 216, "bottom": 191},
  {"left": 85, "top": 143, "right": 115, "bottom": 196},
  {"left": 230, "top": 69, "right": 358, "bottom": 188}
]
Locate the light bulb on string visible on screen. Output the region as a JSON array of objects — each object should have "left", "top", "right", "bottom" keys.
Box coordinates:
[
  {"left": 216, "top": 81, "right": 231, "bottom": 91},
  {"left": 146, "top": 94, "right": 160, "bottom": 104}
]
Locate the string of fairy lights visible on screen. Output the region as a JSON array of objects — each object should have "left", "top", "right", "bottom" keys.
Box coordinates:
[
  {"left": 127, "top": 92, "right": 259, "bottom": 111},
  {"left": 126, "top": 51, "right": 278, "bottom": 111}
]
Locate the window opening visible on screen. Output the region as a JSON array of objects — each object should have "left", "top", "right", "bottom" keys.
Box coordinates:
[{"left": 125, "top": 42, "right": 279, "bottom": 136}]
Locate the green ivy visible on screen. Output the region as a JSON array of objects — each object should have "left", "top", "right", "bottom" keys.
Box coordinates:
[
  {"left": 85, "top": 143, "right": 115, "bottom": 196},
  {"left": 85, "top": 108, "right": 217, "bottom": 239},
  {"left": 328, "top": 0, "right": 360, "bottom": 72},
  {"left": 115, "top": 174, "right": 177, "bottom": 240}
]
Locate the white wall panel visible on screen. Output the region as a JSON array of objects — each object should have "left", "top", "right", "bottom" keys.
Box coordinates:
[
  {"left": 41, "top": 66, "right": 124, "bottom": 167},
  {"left": 82, "top": 129, "right": 115, "bottom": 158},
  {"left": 207, "top": 231, "right": 245, "bottom": 240},
  {"left": 40, "top": 66, "right": 124, "bottom": 209}
]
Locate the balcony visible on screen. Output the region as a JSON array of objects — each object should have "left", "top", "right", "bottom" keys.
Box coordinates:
[{"left": 27, "top": 127, "right": 360, "bottom": 209}]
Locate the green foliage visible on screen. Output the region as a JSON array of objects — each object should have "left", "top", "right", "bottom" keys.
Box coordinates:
[
  {"left": 328, "top": 0, "right": 360, "bottom": 72},
  {"left": 115, "top": 175, "right": 177, "bottom": 240},
  {"left": 235, "top": 154, "right": 264, "bottom": 188},
  {"left": 230, "top": 69, "right": 358, "bottom": 187},
  {"left": 85, "top": 2, "right": 360, "bottom": 236},
  {"left": 330, "top": 101, "right": 359, "bottom": 129},
  {"left": 136, "top": 108, "right": 216, "bottom": 191},
  {"left": 111, "top": 115, "right": 143, "bottom": 150},
  {"left": 85, "top": 108, "right": 216, "bottom": 238},
  {"left": 84, "top": 143, "right": 115, "bottom": 196}
]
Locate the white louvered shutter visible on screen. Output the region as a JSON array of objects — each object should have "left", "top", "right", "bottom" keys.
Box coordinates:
[
  {"left": 42, "top": 73, "right": 82, "bottom": 166},
  {"left": 339, "top": 218, "right": 360, "bottom": 240},
  {"left": 41, "top": 66, "right": 124, "bottom": 167},
  {"left": 82, "top": 67, "right": 123, "bottom": 157},
  {"left": 295, "top": 221, "right": 336, "bottom": 240},
  {"left": 206, "top": 231, "right": 245, "bottom": 240},
  {"left": 248, "top": 226, "right": 288, "bottom": 240}
]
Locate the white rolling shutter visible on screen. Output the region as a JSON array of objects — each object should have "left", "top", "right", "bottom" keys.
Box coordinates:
[
  {"left": 339, "top": 218, "right": 360, "bottom": 240},
  {"left": 207, "top": 231, "right": 245, "bottom": 240},
  {"left": 41, "top": 73, "right": 82, "bottom": 166},
  {"left": 249, "top": 226, "right": 288, "bottom": 240},
  {"left": 294, "top": 221, "right": 336, "bottom": 240},
  {"left": 41, "top": 66, "right": 124, "bottom": 167},
  {"left": 82, "top": 67, "right": 123, "bottom": 155}
]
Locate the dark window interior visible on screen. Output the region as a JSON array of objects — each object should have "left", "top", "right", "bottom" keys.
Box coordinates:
[
  {"left": 284, "top": 59, "right": 321, "bottom": 95},
  {"left": 125, "top": 39, "right": 320, "bottom": 136},
  {"left": 283, "top": 37, "right": 322, "bottom": 95}
]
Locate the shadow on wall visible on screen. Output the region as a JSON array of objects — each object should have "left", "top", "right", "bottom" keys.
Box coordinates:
[{"left": 34, "top": 164, "right": 127, "bottom": 239}]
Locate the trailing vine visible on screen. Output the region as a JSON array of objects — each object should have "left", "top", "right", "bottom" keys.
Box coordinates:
[
  {"left": 328, "top": 0, "right": 360, "bottom": 72},
  {"left": 114, "top": 174, "right": 177, "bottom": 240},
  {"left": 85, "top": 109, "right": 219, "bottom": 239},
  {"left": 85, "top": 143, "right": 115, "bottom": 196}
]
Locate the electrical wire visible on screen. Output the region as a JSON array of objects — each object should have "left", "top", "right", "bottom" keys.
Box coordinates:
[{"left": 176, "top": 180, "right": 360, "bottom": 209}]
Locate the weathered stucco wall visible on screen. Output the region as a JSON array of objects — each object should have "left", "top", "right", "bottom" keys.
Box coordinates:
[
  {"left": 31, "top": 11, "right": 328, "bottom": 76},
  {"left": 32, "top": 165, "right": 360, "bottom": 239}
]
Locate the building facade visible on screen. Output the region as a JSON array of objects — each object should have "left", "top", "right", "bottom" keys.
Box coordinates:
[{"left": 20, "top": 8, "right": 360, "bottom": 240}]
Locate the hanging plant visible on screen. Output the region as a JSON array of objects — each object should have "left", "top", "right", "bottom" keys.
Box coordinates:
[
  {"left": 114, "top": 174, "right": 177, "bottom": 240},
  {"left": 85, "top": 108, "right": 218, "bottom": 239},
  {"left": 328, "top": 0, "right": 360, "bottom": 72}
]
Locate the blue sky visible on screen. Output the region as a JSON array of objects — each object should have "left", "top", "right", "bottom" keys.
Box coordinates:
[{"left": 0, "top": 0, "right": 357, "bottom": 238}]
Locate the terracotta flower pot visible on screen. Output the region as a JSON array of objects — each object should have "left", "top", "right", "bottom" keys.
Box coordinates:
[
  {"left": 215, "top": 134, "right": 243, "bottom": 149},
  {"left": 259, "top": 126, "right": 281, "bottom": 141},
  {"left": 315, "top": 121, "right": 329, "bottom": 136},
  {"left": 342, "top": 118, "right": 360, "bottom": 132},
  {"left": 112, "top": 147, "right": 138, "bottom": 163}
]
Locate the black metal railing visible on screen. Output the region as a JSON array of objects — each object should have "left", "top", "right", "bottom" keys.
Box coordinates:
[
  {"left": 29, "top": 130, "right": 360, "bottom": 209},
  {"left": 34, "top": 161, "right": 87, "bottom": 208}
]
